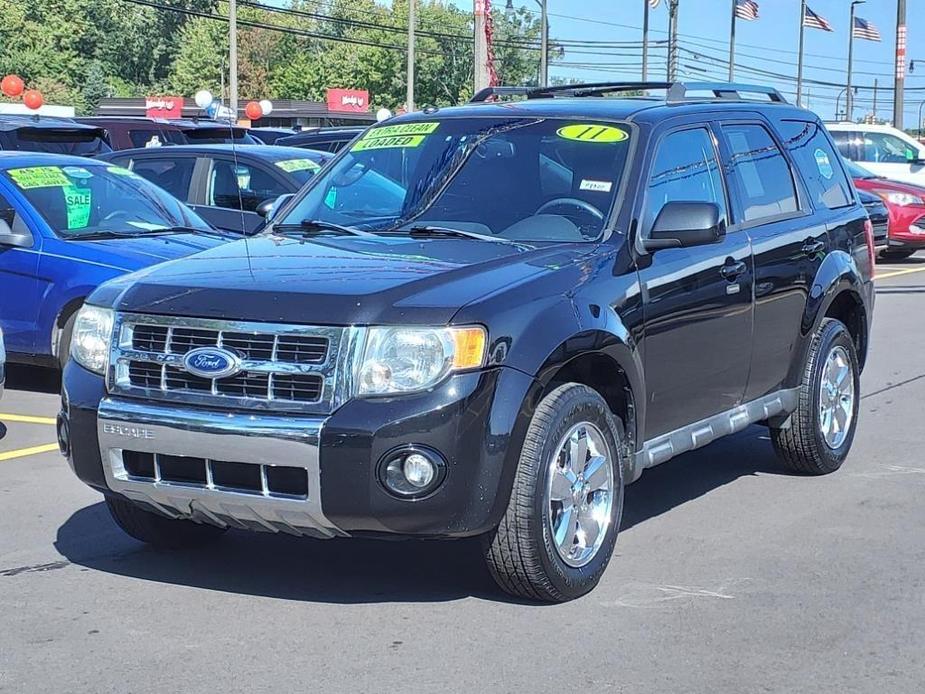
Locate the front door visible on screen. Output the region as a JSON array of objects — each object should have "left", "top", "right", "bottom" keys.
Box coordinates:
[
  {"left": 636, "top": 124, "right": 754, "bottom": 438},
  {"left": 0, "top": 184, "right": 41, "bottom": 355},
  {"left": 195, "top": 157, "right": 292, "bottom": 234}
]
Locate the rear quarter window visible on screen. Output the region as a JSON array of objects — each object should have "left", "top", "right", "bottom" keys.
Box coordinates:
[{"left": 778, "top": 121, "right": 852, "bottom": 210}]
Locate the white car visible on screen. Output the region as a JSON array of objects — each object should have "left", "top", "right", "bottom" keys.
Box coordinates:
[{"left": 827, "top": 122, "right": 925, "bottom": 187}]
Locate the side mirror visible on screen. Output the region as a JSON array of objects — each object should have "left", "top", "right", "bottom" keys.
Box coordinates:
[
  {"left": 0, "top": 219, "right": 32, "bottom": 249},
  {"left": 644, "top": 201, "right": 725, "bottom": 251},
  {"left": 256, "top": 194, "right": 294, "bottom": 221}
]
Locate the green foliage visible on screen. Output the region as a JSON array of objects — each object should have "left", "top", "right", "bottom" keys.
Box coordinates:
[{"left": 0, "top": 0, "right": 545, "bottom": 111}]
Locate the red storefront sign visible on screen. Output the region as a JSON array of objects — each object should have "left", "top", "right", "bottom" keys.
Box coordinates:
[
  {"left": 145, "top": 96, "right": 184, "bottom": 119},
  {"left": 326, "top": 88, "right": 369, "bottom": 113}
]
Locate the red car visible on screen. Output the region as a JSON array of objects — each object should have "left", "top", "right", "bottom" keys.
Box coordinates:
[{"left": 846, "top": 159, "right": 925, "bottom": 260}]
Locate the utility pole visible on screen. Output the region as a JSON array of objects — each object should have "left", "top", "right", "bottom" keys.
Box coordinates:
[
  {"left": 667, "top": 0, "right": 679, "bottom": 82},
  {"left": 474, "top": 0, "right": 490, "bottom": 93},
  {"left": 539, "top": 0, "right": 548, "bottom": 88},
  {"left": 797, "top": 0, "right": 807, "bottom": 107},
  {"left": 873, "top": 77, "right": 878, "bottom": 121},
  {"left": 846, "top": 1, "right": 864, "bottom": 122},
  {"left": 229, "top": 0, "right": 238, "bottom": 120},
  {"left": 894, "top": 0, "right": 907, "bottom": 129},
  {"left": 642, "top": 0, "right": 650, "bottom": 81},
  {"left": 407, "top": 0, "right": 416, "bottom": 112},
  {"left": 728, "top": 0, "right": 737, "bottom": 81}
]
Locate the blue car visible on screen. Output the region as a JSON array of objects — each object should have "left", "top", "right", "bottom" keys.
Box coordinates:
[{"left": 0, "top": 152, "right": 225, "bottom": 368}]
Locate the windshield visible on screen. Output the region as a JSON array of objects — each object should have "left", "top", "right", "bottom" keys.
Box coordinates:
[
  {"left": 0, "top": 128, "right": 111, "bottom": 156},
  {"left": 843, "top": 158, "right": 878, "bottom": 179},
  {"left": 2, "top": 163, "right": 212, "bottom": 238},
  {"left": 275, "top": 117, "right": 633, "bottom": 242}
]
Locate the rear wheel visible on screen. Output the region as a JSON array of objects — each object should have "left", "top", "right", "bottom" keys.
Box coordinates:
[
  {"left": 105, "top": 496, "right": 225, "bottom": 548},
  {"left": 483, "top": 383, "right": 625, "bottom": 602},
  {"left": 879, "top": 248, "right": 916, "bottom": 261},
  {"left": 770, "top": 318, "right": 860, "bottom": 475}
]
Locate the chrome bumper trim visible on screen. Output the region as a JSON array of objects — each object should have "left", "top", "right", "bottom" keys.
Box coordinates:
[{"left": 96, "top": 398, "right": 344, "bottom": 538}]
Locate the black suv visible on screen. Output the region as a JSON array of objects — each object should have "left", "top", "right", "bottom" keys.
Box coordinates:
[
  {"left": 59, "top": 82, "right": 875, "bottom": 602},
  {"left": 0, "top": 115, "right": 111, "bottom": 155}
]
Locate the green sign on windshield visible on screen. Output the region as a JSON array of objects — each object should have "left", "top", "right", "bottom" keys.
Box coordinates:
[{"left": 7, "top": 166, "right": 72, "bottom": 189}]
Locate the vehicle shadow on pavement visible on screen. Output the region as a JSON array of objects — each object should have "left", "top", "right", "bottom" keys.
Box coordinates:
[
  {"left": 53, "top": 426, "right": 788, "bottom": 604},
  {"left": 5, "top": 364, "right": 60, "bottom": 394}
]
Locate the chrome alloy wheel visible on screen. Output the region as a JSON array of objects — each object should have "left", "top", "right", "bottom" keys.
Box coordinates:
[
  {"left": 818, "top": 345, "right": 855, "bottom": 450},
  {"left": 545, "top": 422, "right": 614, "bottom": 568}
]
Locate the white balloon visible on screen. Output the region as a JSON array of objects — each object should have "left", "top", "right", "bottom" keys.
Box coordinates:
[
  {"left": 259, "top": 99, "right": 273, "bottom": 116},
  {"left": 376, "top": 108, "right": 392, "bottom": 122},
  {"left": 194, "top": 90, "right": 214, "bottom": 109}
]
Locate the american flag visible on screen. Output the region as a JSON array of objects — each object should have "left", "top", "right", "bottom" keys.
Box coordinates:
[
  {"left": 852, "top": 16, "right": 881, "bottom": 42},
  {"left": 735, "top": 0, "right": 759, "bottom": 21},
  {"left": 803, "top": 6, "right": 833, "bottom": 32},
  {"left": 648, "top": 0, "right": 660, "bottom": 8}
]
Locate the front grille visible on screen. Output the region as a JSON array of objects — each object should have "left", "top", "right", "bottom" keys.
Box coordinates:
[
  {"left": 110, "top": 314, "right": 356, "bottom": 414},
  {"left": 122, "top": 450, "right": 309, "bottom": 498}
]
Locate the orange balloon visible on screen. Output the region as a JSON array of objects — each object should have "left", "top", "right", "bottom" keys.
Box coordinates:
[
  {"left": 244, "top": 100, "right": 262, "bottom": 120},
  {"left": 1, "top": 74, "right": 24, "bottom": 98},
  {"left": 23, "top": 90, "right": 43, "bottom": 110}
]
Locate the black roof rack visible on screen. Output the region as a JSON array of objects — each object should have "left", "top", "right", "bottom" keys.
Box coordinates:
[{"left": 469, "top": 81, "right": 788, "bottom": 105}]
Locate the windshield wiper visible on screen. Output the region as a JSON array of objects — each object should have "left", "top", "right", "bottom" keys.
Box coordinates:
[
  {"left": 69, "top": 225, "right": 230, "bottom": 241},
  {"left": 403, "top": 225, "right": 520, "bottom": 245},
  {"left": 273, "top": 219, "right": 375, "bottom": 237}
]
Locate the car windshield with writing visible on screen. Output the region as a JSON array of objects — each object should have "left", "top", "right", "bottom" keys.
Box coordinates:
[
  {"left": 274, "top": 117, "right": 633, "bottom": 242},
  {"left": 1, "top": 164, "right": 212, "bottom": 239}
]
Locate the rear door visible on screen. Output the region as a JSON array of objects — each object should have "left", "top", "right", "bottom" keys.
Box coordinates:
[
  {"left": 635, "top": 122, "right": 754, "bottom": 438},
  {"left": 194, "top": 155, "right": 294, "bottom": 234}
]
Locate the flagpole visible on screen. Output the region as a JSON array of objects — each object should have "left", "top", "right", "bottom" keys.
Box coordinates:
[
  {"left": 728, "top": 0, "right": 737, "bottom": 81},
  {"left": 797, "top": 0, "right": 806, "bottom": 107},
  {"left": 847, "top": 1, "right": 863, "bottom": 121},
  {"left": 642, "top": 0, "right": 650, "bottom": 82}
]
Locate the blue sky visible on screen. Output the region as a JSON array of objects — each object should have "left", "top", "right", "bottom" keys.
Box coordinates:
[{"left": 444, "top": 0, "right": 925, "bottom": 125}]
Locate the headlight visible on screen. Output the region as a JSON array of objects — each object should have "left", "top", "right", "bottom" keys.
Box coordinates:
[
  {"left": 876, "top": 190, "right": 925, "bottom": 206},
  {"left": 356, "top": 326, "right": 486, "bottom": 396},
  {"left": 70, "top": 305, "right": 114, "bottom": 375}
]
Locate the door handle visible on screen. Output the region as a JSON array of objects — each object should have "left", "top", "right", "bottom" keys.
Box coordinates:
[
  {"left": 720, "top": 259, "right": 748, "bottom": 281},
  {"left": 801, "top": 238, "right": 826, "bottom": 256}
]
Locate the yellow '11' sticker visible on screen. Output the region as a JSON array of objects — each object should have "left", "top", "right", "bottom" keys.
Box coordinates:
[{"left": 557, "top": 124, "right": 628, "bottom": 143}]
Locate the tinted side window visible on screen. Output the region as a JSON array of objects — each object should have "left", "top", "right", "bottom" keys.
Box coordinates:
[
  {"left": 129, "top": 157, "right": 196, "bottom": 201},
  {"left": 645, "top": 127, "right": 727, "bottom": 229},
  {"left": 207, "top": 160, "right": 289, "bottom": 212},
  {"left": 778, "top": 120, "right": 852, "bottom": 210},
  {"left": 857, "top": 132, "right": 919, "bottom": 164},
  {"left": 723, "top": 124, "right": 798, "bottom": 223}
]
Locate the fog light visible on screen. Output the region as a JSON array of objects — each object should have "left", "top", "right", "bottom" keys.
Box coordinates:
[{"left": 379, "top": 446, "right": 447, "bottom": 499}]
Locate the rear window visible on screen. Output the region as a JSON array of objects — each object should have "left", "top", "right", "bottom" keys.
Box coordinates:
[
  {"left": 0, "top": 128, "right": 111, "bottom": 156},
  {"left": 128, "top": 128, "right": 186, "bottom": 148},
  {"left": 778, "top": 121, "right": 852, "bottom": 210},
  {"left": 183, "top": 127, "right": 259, "bottom": 145}
]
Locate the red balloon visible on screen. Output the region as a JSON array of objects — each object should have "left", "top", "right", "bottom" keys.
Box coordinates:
[
  {"left": 1, "top": 74, "right": 24, "bottom": 98},
  {"left": 244, "top": 101, "right": 262, "bottom": 120},
  {"left": 23, "top": 90, "right": 43, "bottom": 110}
]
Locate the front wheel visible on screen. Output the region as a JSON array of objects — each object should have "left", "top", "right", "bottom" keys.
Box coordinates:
[
  {"left": 483, "top": 383, "right": 625, "bottom": 602},
  {"left": 105, "top": 496, "right": 226, "bottom": 548},
  {"left": 879, "top": 248, "right": 916, "bottom": 261},
  {"left": 770, "top": 318, "right": 860, "bottom": 475}
]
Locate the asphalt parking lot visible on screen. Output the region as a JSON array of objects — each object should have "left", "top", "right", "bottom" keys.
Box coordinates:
[{"left": 1, "top": 259, "right": 924, "bottom": 693}]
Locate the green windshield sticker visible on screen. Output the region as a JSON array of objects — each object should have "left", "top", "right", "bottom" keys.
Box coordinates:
[
  {"left": 7, "top": 166, "right": 72, "bottom": 189},
  {"left": 352, "top": 134, "right": 427, "bottom": 152},
  {"left": 275, "top": 159, "right": 322, "bottom": 174},
  {"left": 556, "top": 124, "right": 628, "bottom": 144},
  {"left": 365, "top": 122, "right": 440, "bottom": 139},
  {"left": 64, "top": 186, "right": 92, "bottom": 230},
  {"left": 324, "top": 187, "right": 338, "bottom": 209},
  {"left": 108, "top": 166, "right": 141, "bottom": 178}
]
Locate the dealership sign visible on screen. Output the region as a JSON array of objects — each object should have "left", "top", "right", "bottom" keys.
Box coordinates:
[
  {"left": 145, "top": 96, "right": 183, "bottom": 119},
  {"left": 326, "top": 88, "right": 369, "bottom": 113}
]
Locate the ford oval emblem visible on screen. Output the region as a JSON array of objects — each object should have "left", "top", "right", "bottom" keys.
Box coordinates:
[{"left": 182, "top": 347, "right": 241, "bottom": 379}]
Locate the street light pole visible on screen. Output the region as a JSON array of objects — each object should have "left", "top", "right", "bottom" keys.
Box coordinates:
[
  {"left": 407, "top": 0, "right": 415, "bottom": 112},
  {"left": 229, "top": 0, "right": 238, "bottom": 120},
  {"left": 846, "top": 1, "right": 864, "bottom": 123}
]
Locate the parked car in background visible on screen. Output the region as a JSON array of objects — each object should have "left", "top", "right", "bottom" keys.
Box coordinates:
[
  {"left": 276, "top": 126, "right": 366, "bottom": 152},
  {"left": 0, "top": 325, "right": 5, "bottom": 440},
  {"left": 829, "top": 122, "right": 925, "bottom": 187},
  {"left": 101, "top": 145, "right": 331, "bottom": 234},
  {"left": 250, "top": 127, "right": 297, "bottom": 145},
  {"left": 75, "top": 116, "right": 187, "bottom": 150},
  {"left": 0, "top": 152, "right": 227, "bottom": 368},
  {"left": 0, "top": 115, "right": 111, "bottom": 156},
  {"left": 845, "top": 158, "right": 925, "bottom": 260},
  {"left": 857, "top": 188, "right": 889, "bottom": 251}
]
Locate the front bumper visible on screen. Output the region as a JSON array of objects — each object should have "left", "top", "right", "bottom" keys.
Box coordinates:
[{"left": 62, "top": 360, "right": 537, "bottom": 539}]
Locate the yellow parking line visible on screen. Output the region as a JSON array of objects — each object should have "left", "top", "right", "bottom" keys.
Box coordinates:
[
  {"left": 878, "top": 265, "right": 925, "bottom": 280},
  {"left": 0, "top": 413, "right": 57, "bottom": 425},
  {"left": 0, "top": 443, "right": 60, "bottom": 462}
]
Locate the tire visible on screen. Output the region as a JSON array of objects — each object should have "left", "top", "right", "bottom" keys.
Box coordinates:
[
  {"left": 878, "top": 249, "right": 915, "bottom": 261},
  {"left": 57, "top": 311, "right": 77, "bottom": 370},
  {"left": 770, "top": 318, "right": 860, "bottom": 475},
  {"left": 483, "top": 383, "right": 625, "bottom": 602},
  {"left": 105, "top": 495, "right": 225, "bottom": 548}
]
